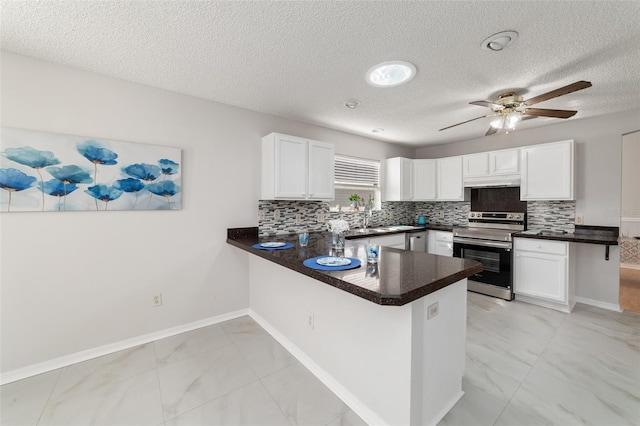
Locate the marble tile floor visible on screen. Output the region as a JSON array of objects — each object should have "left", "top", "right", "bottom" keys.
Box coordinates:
[{"left": 2, "top": 293, "right": 639, "bottom": 426}]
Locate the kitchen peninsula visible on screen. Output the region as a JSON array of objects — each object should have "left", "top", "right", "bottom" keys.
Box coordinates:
[{"left": 227, "top": 227, "right": 482, "bottom": 426}]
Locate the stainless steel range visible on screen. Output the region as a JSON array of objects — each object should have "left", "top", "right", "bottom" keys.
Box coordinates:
[{"left": 452, "top": 211, "right": 526, "bottom": 300}]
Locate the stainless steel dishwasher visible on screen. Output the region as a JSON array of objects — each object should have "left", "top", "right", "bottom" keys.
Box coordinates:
[{"left": 405, "top": 230, "right": 427, "bottom": 252}]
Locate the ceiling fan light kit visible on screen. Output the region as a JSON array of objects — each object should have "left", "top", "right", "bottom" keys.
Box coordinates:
[
  {"left": 440, "top": 81, "right": 592, "bottom": 136},
  {"left": 481, "top": 31, "right": 518, "bottom": 51}
]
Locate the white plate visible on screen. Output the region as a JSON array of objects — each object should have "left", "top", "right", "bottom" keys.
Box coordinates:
[
  {"left": 260, "top": 242, "right": 286, "bottom": 248},
  {"left": 317, "top": 257, "right": 351, "bottom": 266}
]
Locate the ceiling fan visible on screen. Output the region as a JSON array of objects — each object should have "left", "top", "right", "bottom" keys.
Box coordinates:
[{"left": 440, "top": 80, "right": 592, "bottom": 136}]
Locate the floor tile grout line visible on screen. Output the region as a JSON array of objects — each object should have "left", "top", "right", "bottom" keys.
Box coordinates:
[
  {"left": 151, "top": 340, "right": 168, "bottom": 425},
  {"left": 33, "top": 367, "right": 63, "bottom": 426},
  {"left": 490, "top": 308, "right": 571, "bottom": 426}
]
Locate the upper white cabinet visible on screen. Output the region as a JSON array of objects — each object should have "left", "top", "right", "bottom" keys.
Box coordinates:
[
  {"left": 413, "top": 159, "right": 437, "bottom": 201},
  {"left": 491, "top": 149, "right": 520, "bottom": 175},
  {"left": 520, "top": 140, "right": 575, "bottom": 200},
  {"left": 463, "top": 148, "right": 520, "bottom": 186},
  {"left": 437, "top": 156, "right": 464, "bottom": 201},
  {"left": 385, "top": 157, "right": 413, "bottom": 201},
  {"left": 262, "top": 133, "right": 334, "bottom": 200}
]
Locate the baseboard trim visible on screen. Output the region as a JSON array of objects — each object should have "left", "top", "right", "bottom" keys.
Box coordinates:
[
  {"left": 621, "top": 263, "right": 640, "bottom": 271},
  {"left": 574, "top": 296, "right": 622, "bottom": 313},
  {"left": 0, "top": 308, "right": 249, "bottom": 385},
  {"left": 249, "top": 309, "right": 389, "bottom": 426}
]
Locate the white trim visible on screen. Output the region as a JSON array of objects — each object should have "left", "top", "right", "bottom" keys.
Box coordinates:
[
  {"left": 0, "top": 309, "right": 249, "bottom": 385},
  {"left": 574, "top": 297, "right": 622, "bottom": 313},
  {"left": 621, "top": 263, "right": 640, "bottom": 271},
  {"left": 621, "top": 217, "right": 640, "bottom": 222},
  {"left": 249, "top": 309, "right": 389, "bottom": 426}
]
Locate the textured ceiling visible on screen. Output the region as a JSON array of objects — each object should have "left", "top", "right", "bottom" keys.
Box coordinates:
[{"left": 1, "top": 1, "right": 639, "bottom": 146}]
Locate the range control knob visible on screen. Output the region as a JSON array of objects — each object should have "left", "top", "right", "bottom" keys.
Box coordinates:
[
  {"left": 514, "top": 214, "right": 522, "bottom": 220},
  {"left": 507, "top": 214, "right": 513, "bottom": 219}
]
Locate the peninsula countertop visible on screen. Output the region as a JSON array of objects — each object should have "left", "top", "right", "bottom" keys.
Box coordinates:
[{"left": 227, "top": 227, "right": 482, "bottom": 306}]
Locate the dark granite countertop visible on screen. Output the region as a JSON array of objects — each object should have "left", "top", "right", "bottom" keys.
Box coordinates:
[
  {"left": 514, "top": 225, "right": 619, "bottom": 246},
  {"left": 227, "top": 227, "right": 482, "bottom": 306}
]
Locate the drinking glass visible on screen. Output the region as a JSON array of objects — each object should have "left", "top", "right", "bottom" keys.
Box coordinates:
[
  {"left": 298, "top": 231, "right": 309, "bottom": 247},
  {"left": 366, "top": 244, "right": 380, "bottom": 264}
]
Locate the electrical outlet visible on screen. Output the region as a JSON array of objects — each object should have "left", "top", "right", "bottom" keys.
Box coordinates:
[
  {"left": 152, "top": 293, "right": 162, "bottom": 307},
  {"left": 274, "top": 209, "right": 281, "bottom": 221},
  {"left": 427, "top": 302, "right": 439, "bottom": 319},
  {"left": 295, "top": 213, "right": 301, "bottom": 225},
  {"left": 258, "top": 210, "right": 266, "bottom": 221},
  {"left": 438, "top": 211, "right": 445, "bottom": 219},
  {"left": 575, "top": 214, "right": 584, "bottom": 225},
  {"left": 307, "top": 314, "right": 315, "bottom": 330},
  {"left": 316, "top": 212, "right": 325, "bottom": 223}
]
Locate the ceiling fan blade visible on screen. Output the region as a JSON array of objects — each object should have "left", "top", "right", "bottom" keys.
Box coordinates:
[
  {"left": 520, "top": 115, "right": 537, "bottom": 121},
  {"left": 485, "top": 126, "right": 498, "bottom": 136},
  {"left": 470, "top": 100, "right": 499, "bottom": 108},
  {"left": 524, "top": 108, "right": 577, "bottom": 119},
  {"left": 439, "top": 115, "right": 491, "bottom": 131},
  {"left": 523, "top": 80, "right": 592, "bottom": 106}
]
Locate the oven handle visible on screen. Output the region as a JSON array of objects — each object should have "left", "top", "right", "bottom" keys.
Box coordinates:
[{"left": 453, "top": 237, "right": 512, "bottom": 249}]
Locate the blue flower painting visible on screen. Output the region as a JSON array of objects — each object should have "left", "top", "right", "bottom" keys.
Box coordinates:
[
  {"left": 2, "top": 146, "right": 61, "bottom": 210},
  {"left": 0, "top": 127, "right": 181, "bottom": 212},
  {"left": 38, "top": 179, "right": 78, "bottom": 211},
  {"left": 123, "top": 163, "right": 162, "bottom": 182},
  {"left": 0, "top": 168, "right": 37, "bottom": 211},
  {"left": 147, "top": 181, "right": 181, "bottom": 209},
  {"left": 85, "top": 185, "right": 123, "bottom": 210},
  {"left": 114, "top": 178, "right": 145, "bottom": 209}
]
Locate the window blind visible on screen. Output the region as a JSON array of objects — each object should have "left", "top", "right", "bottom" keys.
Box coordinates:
[{"left": 334, "top": 155, "right": 380, "bottom": 187}]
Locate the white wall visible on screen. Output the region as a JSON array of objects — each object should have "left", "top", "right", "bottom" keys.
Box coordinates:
[
  {"left": 415, "top": 109, "right": 640, "bottom": 307},
  {"left": 0, "top": 52, "right": 413, "bottom": 375}
]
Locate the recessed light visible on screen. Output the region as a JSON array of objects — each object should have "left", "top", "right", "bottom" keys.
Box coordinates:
[
  {"left": 366, "top": 61, "right": 416, "bottom": 87},
  {"left": 344, "top": 99, "right": 361, "bottom": 109},
  {"left": 481, "top": 31, "right": 518, "bottom": 51}
]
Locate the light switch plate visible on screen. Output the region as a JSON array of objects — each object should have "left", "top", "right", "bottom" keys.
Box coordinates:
[
  {"left": 274, "top": 209, "right": 281, "bottom": 221},
  {"left": 575, "top": 214, "right": 584, "bottom": 225}
]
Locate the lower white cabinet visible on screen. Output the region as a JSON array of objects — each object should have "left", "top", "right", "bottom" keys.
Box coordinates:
[
  {"left": 427, "top": 231, "right": 453, "bottom": 256},
  {"left": 514, "top": 238, "right": 575, "bottom": 312},
  {"left": 368, "top": 233, "right": 406, "bottom": 249}
]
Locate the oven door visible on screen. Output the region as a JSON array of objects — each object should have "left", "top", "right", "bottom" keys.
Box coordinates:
[{"left": 453, "top": 238, "right": 513, "bottom": 289}]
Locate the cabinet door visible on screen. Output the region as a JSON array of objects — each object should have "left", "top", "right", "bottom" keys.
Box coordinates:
[
  {"left": 369, "top": 233, "right": 406, "bottom": 248},
  {"left": 274, "top": 134, "right": 308, "bottom": 199},
  {"left": 521, "top": 140, "right": 574, "bottom": 200},
  {"left": 308, "top": 140, "right": 335, "bottom": 200},
  {"left": 463, "top": 153, "right": 489, "bottom": 177},
  {"left": 515, "top": 251, "right": 567, "bottom": 302},
  {"left": 413, "top": 159, "right": 437, "bottom": 200},
  {"left": 384, "top": 157, "right": 413, "bottom": 201},
  {"left": 490, "top": 149, "right": 519, "bottom": 175},
  {"left": 437, "top": 156, "right": 464, "bottom": 200}
]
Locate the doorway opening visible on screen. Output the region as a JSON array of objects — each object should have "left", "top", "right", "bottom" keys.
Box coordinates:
[{"left": 619, "top": 130, "right": 640, "bottom": 312}]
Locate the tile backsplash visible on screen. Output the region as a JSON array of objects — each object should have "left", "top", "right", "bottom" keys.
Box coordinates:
[
  {"left": 258, "top": 199, "right": 576, "bottom": 236},
  {"left": 527, "top": 201, "right": 576, "bottom": 233},
  {"left": 258, "top": 200, "right": 468, "bottom": 236}
]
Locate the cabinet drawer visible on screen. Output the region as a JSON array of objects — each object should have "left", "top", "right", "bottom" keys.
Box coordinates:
[
  {"left": 433, "top": 231, "right": 453, "bottom": 242},
  {"left": 515, "top": 238, "right": 567, "bottom": 255}
]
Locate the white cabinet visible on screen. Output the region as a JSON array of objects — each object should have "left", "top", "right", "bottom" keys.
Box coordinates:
[
  {"left": 437, "top": 156, "right": 464, "bottom": 201},
  {"left": 262, "top": 133, "right": 334, "bottom": 200},
  {"left": 428, "top": 231, "right": 453, "bottom": 256},
  {"left": 514, "top": 238, "right": 575, "bottom": 313},
  {"left": 385, "top": 157, "right": 413, "bottom": 201},
  {"left": 369, "top": 233, "right": 406, "bottom": 249},
  {"left": 520, "top": 140, "right": 575, "bottom": 200},
  {"left": 413, "top": 159, "right": 437, "bottom": 201},
  {"left": 491, "top": 149, "right": 520, "bottom": 175}
]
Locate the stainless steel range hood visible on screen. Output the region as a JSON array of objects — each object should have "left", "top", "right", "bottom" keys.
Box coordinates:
[{"left": 463, "top": 174, "right": 521, "bottom": 188}]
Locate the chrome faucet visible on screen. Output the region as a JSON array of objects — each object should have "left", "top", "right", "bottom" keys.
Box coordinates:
[{"left": 362, "top": 204, "right": 372, "bottom": 229}]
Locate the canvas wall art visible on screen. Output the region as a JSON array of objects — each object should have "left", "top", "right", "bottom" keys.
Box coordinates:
[{"left": 0, "top": 127, "right": 182, "bottom": 212}]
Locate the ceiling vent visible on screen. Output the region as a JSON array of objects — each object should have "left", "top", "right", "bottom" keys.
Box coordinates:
[{"left": 481, "top": 31, "right": 518, "bottom": 51}]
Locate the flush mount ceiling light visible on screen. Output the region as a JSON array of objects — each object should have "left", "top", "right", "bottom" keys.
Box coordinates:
[
  {"left": 366, "top": 61, "right": 416, "bottom": 87},
  {"left": 481, "top": 31, "right": 518, "bottom": 51},
  {"left": 344, "top": 99, "right": 361, "bottom": 109}
]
